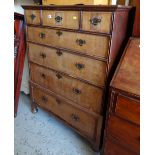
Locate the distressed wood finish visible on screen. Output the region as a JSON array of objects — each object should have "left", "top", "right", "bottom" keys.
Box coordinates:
[
  {"left": 104, "top": 137, "right": 137, "bottom": 155},
  {"left": 102, "top": 38, "right": 140, "bottom": 155},
  {"left": 106, "top": 115, "right": 140, "bottom": 153},
  {"left": 82, "top": 12, "right": 112, "bottom": 34},
  {"left": 27, "top": 26, "right": 110, "bottom": 59},
  {"left": 28, "top": 43, "right": 107, "bottom": 87},
  {"left": 25, "top": 10, "right": 41, "bottom": 25},
  {"left": 42, "top": 10, "right": 80, "bottom": 29},
  {"left": 22, "top": 5, "right": 134, "bottom": 151},
  {"left": 31, "top": 85, "right": 103, "bottom": 141},
  {"left": 30, "top": 63, "right": 103, "bottom": 114}
]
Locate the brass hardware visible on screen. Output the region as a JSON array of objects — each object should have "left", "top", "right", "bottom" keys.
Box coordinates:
[
  {"left": 73, "top": 88, "right": 81, "bottom": 95},
  {"left": 56, "top": 31, "right": 63, "bottom": 36},
  {"left": 41, "top": 73, "right": 46, "bottom": 79},
  {"left": 76, "top": 39, "right": 86, "bottom": 46},
  {"left": 39, "top": 33, "right": 45, "bottom": 39},
  {"left": 41, "top": 96, "right": 48, "bottom": 103},
  {"left": 40, "top": 53, "right": 46, "bottom": 58},
  {"left": 56, "top": 73, "right": 62, "bottom": 79},
  {"left": 90, "top": 17, "right": 101, "bottom": 26},
  {"left": 30, "top": 14, "right": 36, "bottom": 20},
  {"left": 56, "top": 50, "right": 63, "bottom": 56},
  {"left": 55, "top": 16, "right": 63, "bottom": 22},
  {"left": 71, "top": 114, "right": 79, "bottom": 122},
  {"left": 75, "top": 63, "right": 85, "bottom": 70}
]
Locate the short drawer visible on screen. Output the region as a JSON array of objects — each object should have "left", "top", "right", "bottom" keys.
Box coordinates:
[
  {"left": 28, "top": 43, "right": 107, "bottom": 87},
  {"left": 30, "top": 63, "right": 103, "bottom": 114},
  {"left": 106, "top": 115, "right": 140, "bottom": 154},
  {"left": 27, "top": 26, "right": 110, "bottom": 59},
  {"left": 104, "top": 138, "right": 137, "bottom": 155},
  {"left": 82, "top": 12, "right": 112, "bottom": 34},
  {"left": 42, "top": 10, "right": 80, "bottom": 29},
  {"left": 115, "top": 95, "right": 140, "bottom": 125},
  {"left": 31, "top": 86, "right": 102, "bottom": 140},
  {"left": 25, "top": 10, "right": 41, "bottom": 25}
]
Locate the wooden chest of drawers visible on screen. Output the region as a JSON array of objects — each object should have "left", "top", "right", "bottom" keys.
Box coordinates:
[
  {"left": 102, "top": 38, "right": 140, "bottom": 154},
  {"left": 22, "top": 5, "right": 133, "bottom": 151}
]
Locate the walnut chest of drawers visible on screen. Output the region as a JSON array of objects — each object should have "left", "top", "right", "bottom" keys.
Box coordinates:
[
  {"left": 102, "top": 38, "right": 140, "bottom": 154},
  {"left": 22, "top": 5, "right": 133, "bottom": 151}
]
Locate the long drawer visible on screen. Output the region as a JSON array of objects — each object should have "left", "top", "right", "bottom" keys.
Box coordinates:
[
  {"left": 30, "top": 63, "right": 103, "bottom": 114},
  {"left": 31, "top": 85, "right": 102, "bottom": 140},
  {"left": 27, "top": 26, "right": 110, "bottom": 59},
  {"left": 106, "top": 115, "right": 140, "bottom": 154},
  {"left": 28, "top": 43, "right": 107, "bottom": 87},
  {"left": 42, "top": 10, "right": 80, "bottom": 29}
]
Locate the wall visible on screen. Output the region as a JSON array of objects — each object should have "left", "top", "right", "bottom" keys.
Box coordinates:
[{"left": 14, "top": 0, "right": 35, "bottom": 14}]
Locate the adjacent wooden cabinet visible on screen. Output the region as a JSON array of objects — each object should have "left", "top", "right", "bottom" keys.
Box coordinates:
[
  {"left": 102, "top": 38, "right": 140, "bottom": 155},
  {"left": 22, "top": 5, "right": 133, "bottom": 151}
]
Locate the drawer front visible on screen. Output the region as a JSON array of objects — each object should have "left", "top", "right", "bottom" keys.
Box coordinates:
[
  {"left": 30, "top": 63, "right": 103, "bottom": 114},
  {"left": 115, "top": 95, "right": 140, "bottom": 125},
  {"left": 32, "top": 86, "right": 102, "bottom": 139},
  {"left": 104, "top": 138, "right": 137, "bottom": 155},
  {"left": 42, "top": 11, "right": 80, "bottom": 29},
  {"left": 107, "top": 115, "right": 140, "bottom": 154},
  {"left": 27, "top": 26, "right": 110, "bottom": 58},
  {"left": 82, "top": 12, "right": 112, "bottom": 33},
  {"left": 28, "top": 43, "right": 107, "bottom": 87},
  {"left": 25, "top": 10, "right": 41, "bottom": 25}
]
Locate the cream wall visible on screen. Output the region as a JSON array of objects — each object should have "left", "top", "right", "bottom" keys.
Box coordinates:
[{"left": 14, "top": 0, "right": 35, "bottom": 14}]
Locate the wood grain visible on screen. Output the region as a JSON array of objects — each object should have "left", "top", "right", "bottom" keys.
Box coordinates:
[
  {"left": 82, "top": 11, "right": 112, "bottom": 34},
  {"left": 28, "top": 43, "right": 107, "bottom": 87},
  {"left": 25, "top": 10, "right": 41, "bottom": 25},
  {"left": 107, "top": 115, "right": 140, "bottom": 154},
  {"left": 42, "top": 10, "right": 80, "bottom": 29},
  {"left": 32, "top": 86, "right": 101, "bottom": 140},
  {"left": 30, "top": 63, "right": 103, "bottom": 114}
]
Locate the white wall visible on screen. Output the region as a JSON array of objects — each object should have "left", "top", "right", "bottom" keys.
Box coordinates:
[{"left": 14, "top": 0, "right": 35, "bottom": 14}]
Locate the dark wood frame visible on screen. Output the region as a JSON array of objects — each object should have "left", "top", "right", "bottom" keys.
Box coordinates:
[{"left": 14, "top": 12, "right": 26, "bottom": 117}]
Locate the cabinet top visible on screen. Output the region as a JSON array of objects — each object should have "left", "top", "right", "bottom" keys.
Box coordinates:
[
  {"left": 110, "top": 37, "right": 140, "bottom": 97},
  {"left": 22, "top": 5, "right": 132, "bottom": 12}
]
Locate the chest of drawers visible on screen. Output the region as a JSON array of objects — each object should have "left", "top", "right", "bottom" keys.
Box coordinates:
[
  {"left": 102, "top": 38, "right": 140, "bottom": 154},
  {"left": 22, "top": 5, "right": 133, "bottom": 151}
]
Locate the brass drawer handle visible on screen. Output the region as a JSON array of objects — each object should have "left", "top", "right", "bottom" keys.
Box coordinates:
[
  {"left": 41, "top": 96, "right": 48, "bottom": 103},
  {"left": 30, "top": 14, "right": 36, "bottom": 20},
  {"left": 56, "top": 50, "right": 63, "bottom": 56},
  {"left": 73, "top": 88, "right": 81, "bottom": 95},
  {"left": 41, "top": 73, "right": 46, "bottom": 79},
  {"left": 90, "top": 17, "right": 101, "bottom": 26},
  {"left": 75, "top": 63, "right": 85, "bottom": 70},
  {"left": 39, "top": 33, "right": 45, "bottom": 39},
  {"left": 56, "top": 31, "right": 63, "bottom": 36},
  {"left": 56, "top": 73, "right": 62, "bottom": 79},
  {"left": 40, "top": 53, "right": 46, "bottom": 58},
  {"left": 55, "top": 16, "right": 63, "bottom": 22},
  {"left": 76, "top": 39, "right": 86, "bottom": 46},
  {"left": 71, "top": 114, "right": 79, "bottom": 122}
]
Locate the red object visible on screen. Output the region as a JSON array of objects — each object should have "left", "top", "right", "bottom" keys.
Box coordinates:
[{"left": 14, "top": 12, "right": 26, "bottom": 117}]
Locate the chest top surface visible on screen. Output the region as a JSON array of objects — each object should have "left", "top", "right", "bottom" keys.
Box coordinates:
[{"left": 110, "top": 38, "right": 140, "bottom": 97}]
